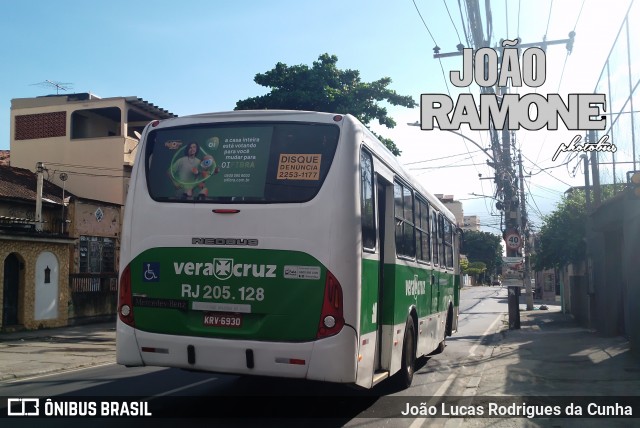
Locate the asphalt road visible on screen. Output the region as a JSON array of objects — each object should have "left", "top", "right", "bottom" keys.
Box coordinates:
[{"left": 0, "top": 286, "right": 509, "bottom": 428}]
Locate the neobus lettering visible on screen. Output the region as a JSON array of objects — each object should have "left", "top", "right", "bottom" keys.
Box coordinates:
[{"left": 191, "top": 237, "right": 259, "bottom": 246}]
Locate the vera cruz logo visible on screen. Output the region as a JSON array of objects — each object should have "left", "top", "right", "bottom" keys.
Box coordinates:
[
  {"left": 172, "top": 258, "right": 277, "bottom": 280},
  {"left": 214, "top": 258, "right": 233, "bottom": 280}
]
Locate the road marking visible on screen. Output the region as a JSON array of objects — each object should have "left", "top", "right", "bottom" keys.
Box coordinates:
[
  {"left": 468, "top": 313, "right": 503, "bottom": 357},
  {"left": 407, "top": 372, "right": 456, "bottom": 428},
  {"left": 149, "top": 378, "right": 218, "bottom": 398},
  {"left": 409, "top": 307, "right": 505, "bottom": 428}
]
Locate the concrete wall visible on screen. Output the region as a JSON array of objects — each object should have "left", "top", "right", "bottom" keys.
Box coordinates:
[{"left": 586, "top": 196, "right": 640, "bottom": 356}]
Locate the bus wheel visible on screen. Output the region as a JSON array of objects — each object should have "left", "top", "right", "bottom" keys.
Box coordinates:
[
  {"left": 394, "top": 319, "right": 416, "bottom": 389},
  {"left": 445, "top": 305, "right": 453, "bottom": 337}
]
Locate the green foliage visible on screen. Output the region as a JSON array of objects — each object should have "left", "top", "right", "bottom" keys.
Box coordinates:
[
  {"left": 235, "top": 53, "right": 417, "bottom": 156},
  {"left": 462, "top": 230, "right": 503, "bottom": 278},
  {"left": 535, "top": 186, "right": 619, "bottom": 271},
  {"left": 534, "top": 190, "right": 587, "bottom": 270},
  {"left": 459, "top": 257, "right": 469, "bottom": 272},
  {"left": 464, "top": 261, "right": 486, "bottom": 275}
]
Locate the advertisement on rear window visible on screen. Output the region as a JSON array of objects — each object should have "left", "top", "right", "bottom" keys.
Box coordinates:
[{"left": 147, "top": 126, "right": 273, "bottom": 200}]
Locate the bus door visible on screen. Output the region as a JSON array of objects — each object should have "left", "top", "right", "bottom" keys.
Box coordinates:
[
  {"left": 374, "top": 174, "right": 388, "bottom": 370},
  {"left": 431, "top": 211, "right": 441, "bottom": 316}
]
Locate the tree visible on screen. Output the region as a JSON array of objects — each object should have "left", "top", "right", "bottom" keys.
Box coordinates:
[
  {"left": 534, "top": 190, "right": 586, "bottom": 270},
  {"left": 464, "top": 261, "right": 487, "bottom": 283},
  {"left": 462, "top": 230, "right": 503, "bottom": 282},
  {"left": 235, "top": 53, "right": 417, "bottom": 156},
  {"left": 534, "top": 187, "right": 615, "bottom": 271}
]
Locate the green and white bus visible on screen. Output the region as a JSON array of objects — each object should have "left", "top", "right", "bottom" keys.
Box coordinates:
[{"left": 117, "top": 110, "right": 460, "bottom": 389}]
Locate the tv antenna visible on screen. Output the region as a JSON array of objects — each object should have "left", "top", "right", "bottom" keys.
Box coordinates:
[{"left": 30, "top": 80, "right": 74, "bottom": 94}]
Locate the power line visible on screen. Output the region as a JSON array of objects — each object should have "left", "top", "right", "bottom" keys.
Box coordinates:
[
  {"left": 521, "top": 152, "right": 573, "bottom": 187},
  {"left": 412, "top": 0, "right": 452, "bottom": 96},
  {"left": 45, "top": 162, "right": 123, "bottom": 172},
  {"left": 412, "top": 0, "right": 438, "bottom": 46},
  {"left": 544, "top": 0, "right": 554, "bottom": 38},
  {"left": 517, "top": 0, "right": 521, "bottom": 38},
  {"left": 456, "top": 0, "right": 472, "bottom": 47},
  {"left": 404, "top": 149, "right": 484, "bottom": 165},
  {"left": 556, "top": 0, "right": 586, "bottom": 92},
  {"left": 442, "top": 0, "right": 463, "bottom": 45},
  {"left": 409, "top": 161, "right": 483, "bottom": 170}
]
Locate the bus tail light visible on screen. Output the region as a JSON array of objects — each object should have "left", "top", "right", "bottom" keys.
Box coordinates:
[
  {"left": 317, "top": 270, "right": 344, "bottom": 339},
  {"left": 118, "top": 265, "right": 135, "bottom": 327}
]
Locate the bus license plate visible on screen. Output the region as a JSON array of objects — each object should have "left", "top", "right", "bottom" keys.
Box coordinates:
[{"left": 204, "top": 313, "right": 242, "bottom": 328}]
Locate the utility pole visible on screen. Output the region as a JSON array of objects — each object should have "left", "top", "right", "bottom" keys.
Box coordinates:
[
  {"left": 518, "top": 151, "right": 533, "bottom": 309},
  {"left": 35, "top": 162, "right": 44, "bottom": 232},
  {"left": 431, "top": 2, "right": 575, "bottom": 297},
  {"left": 588, "top": 130, "right": 602, "bottom": 206}
]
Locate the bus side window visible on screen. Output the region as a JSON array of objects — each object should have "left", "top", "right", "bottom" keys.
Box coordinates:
[
  {"left": 439, "top": 214, "right": 446, "bottom": 267},
  {"left": 444, "top": 220, "right": 454, "bottom": 268},
  {"left": 360, "top": 150, "right": 376, "bottom": 250},
  {"left": 415, "top": 197, "right": 430, "bottom": 262},
  {"left": 394, "top": 181, "right": 415, "bottom": 258},
  {"left": 431, "top": 209, "right": 439, "bottom": 265}
]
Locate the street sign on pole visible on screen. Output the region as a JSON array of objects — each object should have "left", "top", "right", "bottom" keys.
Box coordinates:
[{"left": 505, "top": 230, "right": 521, "bottom": 250}]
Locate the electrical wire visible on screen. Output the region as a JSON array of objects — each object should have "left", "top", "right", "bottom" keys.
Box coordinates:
[
  {"left": 45, "top": 162, "right": 123, "bottom": 172},
  {"left": 505, "top": 0, "right": 509, "bottom": 40},
  {"left": 442, "top": 0, "right": 463, "bottom": 45},
  {"left": 544, "top": 0, "right": 554, "bottom": 38},
  {"left": 517, "top": 0, "right": 521, "bottom": 39},
  {"left": 521, "top": 152, "right": 573, "bottom": 187},
  {"left": 412, "top": 0, "right": 452, "bottom": 95},
  {"left": 556, "top": 0, "right": 586, "bottom": 93},
  {"left": 404, "top": 149, "right": 484, "bottom": 165},
  {"left": 457, "top": 0, "right": 472, "bottom": 47}
]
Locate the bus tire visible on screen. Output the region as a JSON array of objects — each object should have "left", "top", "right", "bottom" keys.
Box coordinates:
[
  {"left": 445, "top": 305, "right": 453, "bottom": 337},
  {"left": 394, "top": 318, "right": 416, "bottom": 389}
]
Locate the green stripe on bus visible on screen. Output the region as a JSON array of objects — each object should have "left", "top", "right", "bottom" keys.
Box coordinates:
[{"left": 130, "top": 248, "right": 327, "bottom": 341}]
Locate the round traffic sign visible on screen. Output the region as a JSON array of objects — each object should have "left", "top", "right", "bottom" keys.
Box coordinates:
[{"left": 505, "top": 231, "right": 521, "bottom": 250}]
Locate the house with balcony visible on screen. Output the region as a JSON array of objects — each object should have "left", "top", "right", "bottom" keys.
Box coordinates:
[
  {"left": 2, "top": 93, "right": 175, "bottom": 331},
  {"left": 10, "top": 93, "right": 175, "bottom": 205}
]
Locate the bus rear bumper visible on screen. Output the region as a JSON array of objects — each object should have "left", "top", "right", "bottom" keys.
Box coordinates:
[{"left": 117, "top": 325, "right": 357, "bottom": 383}]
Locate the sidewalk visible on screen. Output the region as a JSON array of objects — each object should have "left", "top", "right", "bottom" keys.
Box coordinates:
[
  {"left": 463, "top": 302, "right": 640, "bottom": 427},
  {"left": 480, "top": 302, "right": 640, "bottom": 396},
  {"left": 0, "top": 321, "right": 116, "bottom": 381}
]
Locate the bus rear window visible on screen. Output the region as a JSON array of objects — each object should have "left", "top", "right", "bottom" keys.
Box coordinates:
[{"left": 145, "top": 122, "right": 340, "bottom": 203}]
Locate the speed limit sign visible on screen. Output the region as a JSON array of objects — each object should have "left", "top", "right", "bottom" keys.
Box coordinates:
[{"left": 505, "top": 231, "right": 521, "bottom": 250}]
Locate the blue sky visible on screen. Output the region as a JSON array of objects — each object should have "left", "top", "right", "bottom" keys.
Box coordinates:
[{"left": 1, "top": 0, "right": 635, "bottom": 232}]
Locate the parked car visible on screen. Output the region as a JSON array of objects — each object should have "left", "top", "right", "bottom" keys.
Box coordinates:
[{"left": 491, "top": 279, "right": 502, "bottom": 286}]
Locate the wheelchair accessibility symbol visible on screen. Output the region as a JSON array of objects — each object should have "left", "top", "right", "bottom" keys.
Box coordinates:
[{"left": 143, "top": 262, "right": 160, "bottom": 282}]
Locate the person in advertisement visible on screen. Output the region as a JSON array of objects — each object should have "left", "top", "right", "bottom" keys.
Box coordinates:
[{"left": 169, "top": 141, "right": 218, "bottom": 200}]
